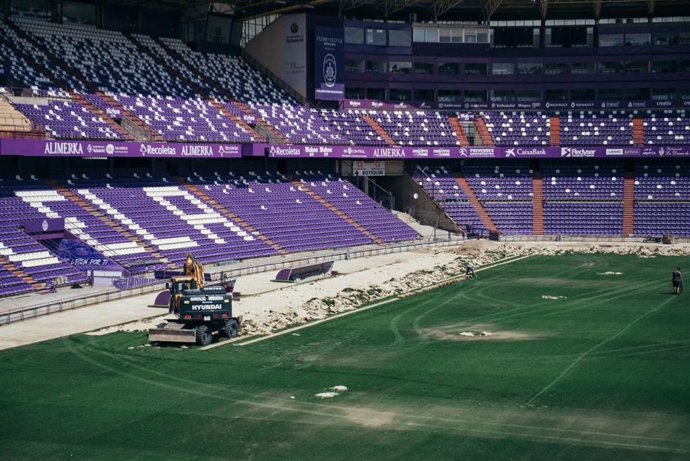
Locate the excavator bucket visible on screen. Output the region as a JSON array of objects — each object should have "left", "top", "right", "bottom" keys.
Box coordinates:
[{"left": 148, "top": 322, "right": 196, "bottom": 344}]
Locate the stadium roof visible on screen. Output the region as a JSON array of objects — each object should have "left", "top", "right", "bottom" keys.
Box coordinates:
[{"left": 186, "top": 0, "right": 690, "bottom": 22}]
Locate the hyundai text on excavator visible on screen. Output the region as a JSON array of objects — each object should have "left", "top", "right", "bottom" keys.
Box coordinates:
[{"left": 148, "top": 254, "right": 241, "bottom": 346}]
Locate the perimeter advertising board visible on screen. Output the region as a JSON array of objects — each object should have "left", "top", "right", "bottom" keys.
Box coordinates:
[{"left": 0, "top": 139, "right": 242, "bottom": 158}]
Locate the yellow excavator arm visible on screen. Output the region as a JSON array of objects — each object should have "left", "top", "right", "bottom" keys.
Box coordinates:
[{"left": 183, "top": 253, "right": 205, "bottom": 289}]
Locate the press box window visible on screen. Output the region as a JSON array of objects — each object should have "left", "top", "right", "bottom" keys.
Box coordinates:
[
  {"left": 389, "top": 61, "right": 412, "bottom": 74},
  {"left": 365, "top": 28, "right": 387, "bottom": 46},
  {"left": 344, "top": 27, "right": 364, "bottom": 44}
]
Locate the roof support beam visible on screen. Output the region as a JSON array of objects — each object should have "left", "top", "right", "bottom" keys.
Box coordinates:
[
  {"left": 432, "top": 0, "right": 464, "bottom": 21},
  {"left": 593, "top": 0, "right": 601, "bottom": 19},
  {"left": 539, "top": 0, "right": 549, "bottom": 20},
  {"left": 481, "top": 0, "right": 503, "bottom": 23},
  {"left": 384, "top": 0, "right": 421, "bottom": 16}
]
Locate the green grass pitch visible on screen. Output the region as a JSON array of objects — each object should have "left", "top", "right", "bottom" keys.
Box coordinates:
[{"left": 1, "top": 253, "right": 689, "bottom": 460}]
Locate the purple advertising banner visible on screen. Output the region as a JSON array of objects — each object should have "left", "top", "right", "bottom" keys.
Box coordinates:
[
  {"left": 0, "top": 139, "right": 242, "bottom": 159},
  {"left": 268, "top": 144, "right": 690, "bottom": 159},
  {"left": 340, "top": 100, "right": 418, "bottom": 111},
  {"left": 243, "top": 143, "right": 267, "bottom": 157}
]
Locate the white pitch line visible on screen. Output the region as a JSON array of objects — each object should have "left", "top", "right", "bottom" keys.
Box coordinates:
[
  {"left": 203, "top": 254, "right": 532, "bottom": 350},
  {"left": 525, "top": 293, "right": 674, "bottom": 407}
]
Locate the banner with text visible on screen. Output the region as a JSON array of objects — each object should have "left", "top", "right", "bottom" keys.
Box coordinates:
[
  {"left": 314, "top": 26, "right": 345, "bottom": 101},
  {"left": 0, "top": 139, "right": 242, "bottom": 159},
  {"left": 268, "top": 144, "right": 690, "bottom": 159}
]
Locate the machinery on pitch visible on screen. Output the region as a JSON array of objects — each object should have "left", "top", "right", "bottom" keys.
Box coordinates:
[{"left": 148, "top": 254, "right": 241, "bottom": 346}]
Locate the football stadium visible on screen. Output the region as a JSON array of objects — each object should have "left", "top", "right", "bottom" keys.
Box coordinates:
[{"left": 1, "top": 0, "right": 690, "bottom": 458}]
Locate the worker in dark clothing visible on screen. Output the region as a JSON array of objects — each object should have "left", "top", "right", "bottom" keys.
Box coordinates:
[
  {"left": 672, "top": 267, "right": 682, "bottom": 295},
  {"left": 466, "top": 264, "right": 476, "bottom": 278}
]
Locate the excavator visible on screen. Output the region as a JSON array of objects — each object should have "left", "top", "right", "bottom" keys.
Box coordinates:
[{"left": 148, "top": 254, "right": 241, "bottom": 346}]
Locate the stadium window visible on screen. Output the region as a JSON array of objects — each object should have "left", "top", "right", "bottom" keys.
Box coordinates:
[
  {"left": 464, "top": 63, "right": 487, "bottom": 75},
  {"left": 626, "top": 88, "right": 650, "bottom": 100},
  {"left": 438, "top": 89, "right": 462, "bottom": 102},
  {"left": 365, "top": 28, "right": 387, "bottom": 46},
  {"left": 345, "top": 27, "right": 365, "bottom": 45},
  {"left": 517, "top": 62, "right": 543, "bottom": 75},
  {"left": 438, "top": 62, "right": 460, "bottom": 75},
  {"left": 545, "top": 63, "right": 567, "bottom": 75},
  {"left": 599, "top": 34, "right": 625, "bottom": 47},
  {"left": 366, "top": 88, "right": 385, "bottom": 100},
  {"left": 389, "top": 61, "right": 412, "bottom": 74},
  {"left": 425, "top": 28, "right": 439, "bottom": 43},
  {"left": 464, "top": 90, "right": 487, "bottom": 103},
  {"left": 571, "top": 62, "right": 596, "bottom": 74},
  {"left": 652, "top": 31, "right": 678, "bottom": 45},
  {"left": 545, "top": 89, "right": 567, "bottom": 101},
  {"left": 623, "top": 61, "right": 648, "bottom": 73},
  {"left": 414, "top": 89, "right": 435, "bottom": 102},
  {"left": 439, "top": 28, "right": 452, "bottom": 43},
  {"left": 389, "top": 89, "right": 412, "bottom": 102},
  {"left": 680, "top": 31, "right": 690, "bottom": 45},
  {"left": 12, "top": 0, "right": 51, "bottom": 19},
  {"left": 413, "top": 27, "right": 426, "bottom": 42},
  {"left": 516, "top": 90, "right": 541, "bottom": 102},
  {"left": 345, "top": 87, "right": 365, "bottom": 99},
  {"left": 651, "top": 88, "right": 676, "bottom": 100},
  {"left": 599, "top": 88, "right": 626, "bottom": 100},
  {"left": 651, "top": 61, "right": 677, "bottom": 73},
  {"left": 365, "top": 61, "right": 387, "bottom": 74},
  {"left": 490, "top": 90, "right": 514, "bottom": 102},
  {"left": 625, "top": 33, "right": 651, "bottom": 46},
  {"left": 492, "top": 62, "right": 514, "bottom": 75},
  {"left": 413, "top": 62, "right": 434, "bottom": 75},
  {"left": 345, "top": 60, "right": 365, "bottom": 73},
  {"left": 599, "top": 62, "right": 624, "bottom": 74},
  {"left": 389, "top": 29, "right": 412, "bottom": 47},
  {"left": 571, "top": 88, "right": 595, "bottom": 100}
]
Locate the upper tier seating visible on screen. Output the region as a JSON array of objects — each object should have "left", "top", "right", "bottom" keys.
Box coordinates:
[
  {"left": 252, "top": 105, "right": 347, "bottom": 145},
  {"left": 319, "top": 110, "right": 387, "bottom": 145},
  {"left": 0, "top": 22, "right": 79, "bottom": 97},
  {"left": 373, "top": 111, "right": 457, "bottom": 146},
  {"left": 159, "top": 37, "right": 293, "bottom": 105},
  {"left": 16, "top": 99, "right": 123, "bottom": 139},
  {"left": 14, "top": 18, "right": 195, "bottom": 97},
  {"left": 643, "top": 110, "right": 690, "bottom": 145},
  {"left": 559, "top": 111, "right": 634, "bottom": 145},
  {"left": 482, "top": 112, "right": 551, "bottom": 146},
  {"left": 113, "top": 95, "right": 256, "bottom": 143}
]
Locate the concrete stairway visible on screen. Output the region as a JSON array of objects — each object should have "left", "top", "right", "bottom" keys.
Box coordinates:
[
  {"left": 449, "top": 116, "right": 470, "bottom": 147},
  {"left": 532, "top": 170, "right": 544, "bottom": 236},
  {"left": 474, "top": 116, "right": 494, "bottom": 146},
  {"left": 71, "top": 93, "right": 134, "bottom": 141},
  {"left": 362, "top": 114, "right": 397, "bottom": 146},
  {"left": 453, "top": 174, "right": 498, "bottom": 233},
  {"left": 633, "top": 117, "right": 645, "bottom": 146},
  {"left": 550, "top": 116, "right": 561, "bottom": 146},
  {"left": 208, "top": 99, "right": 265, "bottom": 142},
  {"left": 623, "top": 162, "right": 635, "bottom": 237}
]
